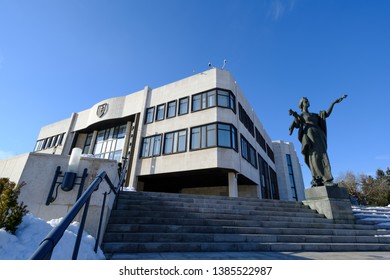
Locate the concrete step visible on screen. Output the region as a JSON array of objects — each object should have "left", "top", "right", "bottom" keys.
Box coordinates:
[
  {"left": 118, "top": 191, "right": 308, "bottom": 208},
  {"left": 103, "top": 232, "right": 390, "bottom": 244},
  {"left": 115, "top": 202, "right": 320, "bottom": 216},
  {"left": 101, "top": 191, "right": 390, "bottom": 258},
  {"left": 105, "top": 223, "right": 390, "bottom": 236},
  {"left": 102, "top": 241, "right": 390, "bottom": 255},
  {"left": 110, "top": 209, "right": 328, "bottom": 223}
]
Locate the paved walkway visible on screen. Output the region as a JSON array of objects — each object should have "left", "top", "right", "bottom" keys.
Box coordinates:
[{"left": 108, "top": 251, "right": 390, "bottom": 260}]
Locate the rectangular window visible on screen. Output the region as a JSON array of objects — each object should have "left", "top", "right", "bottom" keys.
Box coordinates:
[
  {"left": 166, "top": 100, "right": 177, "bottom": 118},
  {"left": 145, "top": 107, "right": 154, "bottom": 124},
  {"left": 190, "top": 127, "right": 201, "bottom": 150},
  {"left": 241, "top": 135, "right": 257, "bottom": 168},
  {"left": 192, "top": 94, "right": 201, "bottom": 112},
  {"left": 217, "top": 90, "right": 230, "bottom": 108},
  {"left": 178, "top": 97, "right": 189, "bottom": 115},
  {"left": 206, "top": 124, "right": 217, "bottom": 147},
  {"left": 217, "top": 123, "right": 231, "bottom": 148},
  {"left": 156, "top": 104, "right": 165, "bottom": 121},
  {"left": 190, "top": 122, "right": 238, "bottom": 151},
  {"left": 164, "top": 132, "right": 174, "bottom": 154},
  {"left": 33, "top": 132, "right": 66, "bottom": 152},
  {"left": 141, "top": 134, "right": 162, "bottom": 158},
  {"left": 164, "top": 130, "right": 187, "bottom": 155},
  {"left": 207, "top": 90, "right": 217, "bottom": 107}
]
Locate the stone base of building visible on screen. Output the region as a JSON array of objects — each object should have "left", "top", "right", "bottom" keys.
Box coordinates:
[{"left": 303, "top": 185, "right": 355, "bottom": 224}]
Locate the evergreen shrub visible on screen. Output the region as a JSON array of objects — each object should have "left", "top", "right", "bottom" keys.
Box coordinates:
[{"left": 0, "top": 178, "right": 28, "bottom": 234}]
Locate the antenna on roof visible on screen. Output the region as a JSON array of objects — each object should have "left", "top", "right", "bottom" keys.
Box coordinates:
[{"left": 222, "top": 59, "right": 227, "bottom": 69}]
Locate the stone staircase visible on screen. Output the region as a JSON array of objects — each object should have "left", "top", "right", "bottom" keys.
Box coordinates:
[{"left": 101, "top": 191, "right": 390, "bottom": 259}]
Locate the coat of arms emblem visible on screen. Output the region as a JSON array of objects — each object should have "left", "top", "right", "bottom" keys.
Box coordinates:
[{"left": 96, "top": 103, "right": 108, "bottom": 118}]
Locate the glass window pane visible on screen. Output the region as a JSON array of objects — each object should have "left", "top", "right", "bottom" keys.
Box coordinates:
[
  {"left": 231, "top": 127, "right": 237, "bottom": 150},
  {"left": 118, "top": 125, "right": 126, "bottom": 138},
  {"left": 142, "top": 138, "right": 150, "bottom": 157},
  {"left": 217, "top": 90, "right": 229, "bottom": 107},
  {"left": 179, "top": 97, "right": 189, "bottom": 115},
  {"left": 172, "top": 132, "right": 178, "bottom": 153},
  {"left": 201, "top": 93, "right": 207, "bottom": 109},
  {"left": 164, "top": 133, "right": 173, "bottom": 154},
  {"left": 191, "top": 127, "right": 201, "bottom": 150},
  {"left": 156, "top": 104, "right": 165, "bottom": 121},
  {"left": 218, "top": 124, "right": 231, "bottom": 147},
  {"left": 207, "top": 90, "right": 216, "bottom": 107},
  {"left": 229, "top": 94, "right": 235, "bottom": 111},
  {"left": 178, "top": 130, "right": 187, "bottom": 152},
  {"left": 167, "top": 101, "right": 176, "bottom": 118},
  {"left": 113, "top": 151, "right": 122, "bottom": 161},
  {"left": 153, "top": 135, "right": 162, "bottom": 156},
  {"left": 145, "top": 107, "right": 154, "bottom": 123},
  {"left": 94, "top": 142, "right": 103, "bottom": 155},
  {"left": 97, "top": 131, "right": 105, "bottom": 142},
  {"left": 192, "top": 95, "right": 201, "bottom": 111},
  {"left": 207, "top": 124, "right": 216, "bottom": 147}
]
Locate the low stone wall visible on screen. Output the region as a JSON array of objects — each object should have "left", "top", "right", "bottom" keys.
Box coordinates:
[{"left": 0, "top": 153, "right": 119, "bottom": 242}]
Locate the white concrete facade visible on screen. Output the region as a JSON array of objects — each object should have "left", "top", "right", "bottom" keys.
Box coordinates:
[
  {"left": 29, "top": 69, "right": 283, "bottom": 198},
  {"left": 272, "top": 140, "right": 306, "bottom": 201}
]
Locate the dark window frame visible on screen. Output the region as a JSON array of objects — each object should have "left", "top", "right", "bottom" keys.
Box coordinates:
[{"left": 155, "top": 104, "right": 166, "bottom": 122}]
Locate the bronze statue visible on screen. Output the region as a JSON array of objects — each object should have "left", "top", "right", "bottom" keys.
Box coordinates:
[{"left": 289, "top": 95, "right": 347, "bottom": 187}]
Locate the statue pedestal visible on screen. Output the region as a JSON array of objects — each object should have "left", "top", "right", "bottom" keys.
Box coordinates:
[{"left": 303, "top": 186, "right": 355, "bottom": 224}]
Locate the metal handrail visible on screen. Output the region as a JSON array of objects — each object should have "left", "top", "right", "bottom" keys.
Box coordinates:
[{"left": 30, "top": 171, "right": 118, "bottom": 260}]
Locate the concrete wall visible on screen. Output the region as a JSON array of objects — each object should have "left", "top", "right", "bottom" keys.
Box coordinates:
[
  {"left": 0, "top": 153, "right": 118, "bottom": 243},
  {"left": 272, "top": 140, "right": 305, "bottom": 201}
]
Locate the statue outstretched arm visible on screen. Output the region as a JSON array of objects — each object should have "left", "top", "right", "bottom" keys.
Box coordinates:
[{"left": 325, "top": 94, "right": 347, "bottom": 117}]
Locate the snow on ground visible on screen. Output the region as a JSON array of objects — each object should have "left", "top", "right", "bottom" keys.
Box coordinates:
[
  {"left": 352, "top": 205, "right": 390, "bottom": 228},
  {"left": 0, "top": 213, "right": 105, "bottom": 260}
]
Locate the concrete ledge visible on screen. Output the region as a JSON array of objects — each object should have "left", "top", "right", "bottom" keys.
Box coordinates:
[{"left": 303, "top": 186, "right": 355, "bottom": 224}]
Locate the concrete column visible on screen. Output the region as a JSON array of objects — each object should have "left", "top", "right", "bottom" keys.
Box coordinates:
[{"left": 228, "top": 172, "right": 238, "bottom": 197}]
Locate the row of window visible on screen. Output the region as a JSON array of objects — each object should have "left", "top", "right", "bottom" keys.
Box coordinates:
[
  {"left": 82, "top": 124, "right": 127, "bottom": 161},
  {"left": 144, "top": 88, "right": 236, "bottom": 125},
  {"left": 238, "top": 103, "right": 255, "bottom": 136},
  {"left": 34, "top": 133, "right": 65, "bottom": 152},
  {"left": 192, "top": 89, "right": 236, "bottom": 112},
  {"left": 241, "top": 135, "right": 257, "bottom": 168},
  {"left": 238, "top": 102, "right": 275, "bottom": 163},
  {"left": 140, "top": 122, "right": 238, "bottom": 158}
]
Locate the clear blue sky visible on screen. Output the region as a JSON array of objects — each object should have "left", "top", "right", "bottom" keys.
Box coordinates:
[{"left": 1, "top": 0, "right": 389, "bottom": 186}]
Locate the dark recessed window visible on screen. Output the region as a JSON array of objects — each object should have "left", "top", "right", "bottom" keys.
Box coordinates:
[
  {"left": 166, "top": 100, "right": 177, "bottom": 119},
  {"left": 156, "top": 104, "right": 165, "bottom": 121},
  {"left": 163, "top": 129, "right": 187, "bottom": 155},
  {"left": 178, "top": 97, "right": 189, "bottom": 115},
  {"left": 145, "top": 107, "right": 155, "bottom": 124},
  {"left": 190, "top": 122, "right": 237, "bottom": 151},
  {"left": 141, "top": 134, "right": 162, "bottom": 158}
]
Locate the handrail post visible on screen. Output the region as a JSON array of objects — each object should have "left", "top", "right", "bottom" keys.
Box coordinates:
[
  {"left": 94, "top": 191, "right": 108, "bottom": 252},
  {"left": 72, "top": 195, "right": 91, "bottom": 260}
]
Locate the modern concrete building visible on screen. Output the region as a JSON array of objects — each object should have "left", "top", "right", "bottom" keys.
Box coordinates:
[
  {"left": 272, "top": 140, "right": 305, "bottom": 201},
  {"left": 2, "top": 68, "right": 305, "bottom": 203},
  {"left": 31, "top": 68, "right": 284, "bottom": 199},
  {"left": 0, "top": 68, "right": 308, "bottom": 241}
]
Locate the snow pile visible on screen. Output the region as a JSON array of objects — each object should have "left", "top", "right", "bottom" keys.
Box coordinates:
[
  {"left": 0, "top": 214, "right": 105, "bottom": 260},
  {"left": 352, "top": 205, "right": 390, "bottom": 228}
]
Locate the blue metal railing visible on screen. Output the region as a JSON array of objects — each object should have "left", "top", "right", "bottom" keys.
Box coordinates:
[{"left": 30, "top": 171, "right": 119, "bottom": 260}]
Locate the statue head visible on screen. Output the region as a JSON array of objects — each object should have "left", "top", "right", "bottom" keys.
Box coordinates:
[{"left": 299, "top": 97, "right": 310, "bottom": 110}]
